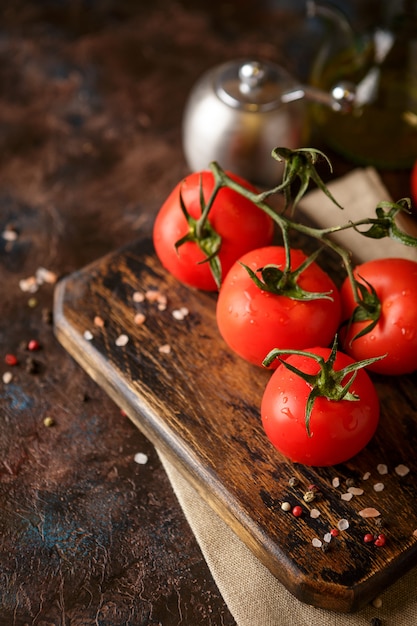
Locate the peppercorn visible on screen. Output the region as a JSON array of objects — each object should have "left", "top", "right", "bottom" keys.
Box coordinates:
[
  {"left": 27, "top": 339, "right": 41, "bottom": 351},
  {"left": 374, "top": 534, "right": 386, "bottom": 547},
  {"left": 370, "top": 617, "right": 382, "bottom": 626},
  {"left": 303, "top": 490, "right": 316, "bottom": 503},
  {"left": 5, "top": 354, "right": 18, "bottom": 366}
]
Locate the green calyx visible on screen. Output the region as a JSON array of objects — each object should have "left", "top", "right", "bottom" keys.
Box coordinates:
[
  {"left": 240, "top": 248, "right": 334, "bottom": 301},
  {"left": 267, "top": 147, "right": 343, "bottom": 213},
  {"left": 344, "top": 275, "right": 382, "bottom": 344},
  {"left": 352, "top": 198, "right": 417, "bottom": 246},
  {"left": 174, "top": 183, "right": 223, "bottom": 288},
  {"left": 262, "top": 337, "right": 384, "bottom": 436}
]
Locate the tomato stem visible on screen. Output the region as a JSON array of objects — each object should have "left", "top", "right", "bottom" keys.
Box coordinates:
[{"left": 209, "top": 150, "right": 417, "bottom": 325}]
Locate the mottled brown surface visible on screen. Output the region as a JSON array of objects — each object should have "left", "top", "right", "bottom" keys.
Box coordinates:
[{"left": 0, "top": 1, "right": 414, "bottom": 625}]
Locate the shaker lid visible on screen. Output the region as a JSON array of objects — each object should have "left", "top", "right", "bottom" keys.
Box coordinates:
[{"left": 215, "top": 59, "right": 295, "bottom": 111}]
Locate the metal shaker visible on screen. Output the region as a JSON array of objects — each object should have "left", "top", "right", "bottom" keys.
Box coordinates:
[{"left": 182, "top": 59, "right": 308, "bottom": 187}]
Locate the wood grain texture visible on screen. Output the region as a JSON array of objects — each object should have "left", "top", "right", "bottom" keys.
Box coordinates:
[{"left": 54, "top": 236, "right": 417, "bottom": 613}]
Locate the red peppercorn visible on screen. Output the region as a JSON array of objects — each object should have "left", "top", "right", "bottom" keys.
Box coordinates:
[
  {"left": 292, "top": 505, "right": 303, "bottom": 517},
  {"left": 364, "top": 533, "right": 375, "bottom": 543},
  {"left": 330, "top": 528, "right": 339, "bottom": 538},
  {"left": 5, "top": 354, "right": 18, "bottom": 366},
  {"left": 374, "top": 534, "right": 386, "bottom": 547},
  {"left": 27, "top": 339, "right": 41, "bottom": 351}
]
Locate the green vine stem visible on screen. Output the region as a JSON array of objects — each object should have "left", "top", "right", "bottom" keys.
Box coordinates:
[{"left": 203, "top": 149, "right": 417, "bottom": 309}]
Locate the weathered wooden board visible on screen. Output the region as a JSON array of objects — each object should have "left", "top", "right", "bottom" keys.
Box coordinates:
[{"left": 53, "top": 236, "right": 417, "bottom": 613}]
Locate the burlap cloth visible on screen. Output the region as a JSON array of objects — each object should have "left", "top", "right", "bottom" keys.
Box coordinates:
[{"left": 158, "top": 169, "right": 417, "bottom": 626}]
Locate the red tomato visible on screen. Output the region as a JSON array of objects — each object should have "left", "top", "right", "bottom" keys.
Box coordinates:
[
  {"left": 216, "top": 246, "right": 341, "bottom": 368},
  {"left": 261, "top": 347, "right": 380, "bottom": 466},
  {"left": 153, "top": 170, "right": 274, "bottom": 291},
  {"left": 340, "top": 257, "right": 417, "bottom": 375}
]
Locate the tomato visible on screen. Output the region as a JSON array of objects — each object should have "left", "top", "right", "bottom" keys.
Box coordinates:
[
  {"left": 153, "top": 170, "right": 274, "bottom": 291},
  {"left": 216, "top": 246, "right": 341, "bottom": 368},
  {"left": 340, "top": 257, "right": 417, "bottom": 375},
  {"left": 261, "top": 347, "right": 380, "bottom": 466}
]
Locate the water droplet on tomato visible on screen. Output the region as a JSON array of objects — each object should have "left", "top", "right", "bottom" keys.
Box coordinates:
[
  {"left": 281, "top": 406, "right": 295, "bottom": 419},
  {"left": 400, "top": 325, "right": 415, "bottom": 339}
]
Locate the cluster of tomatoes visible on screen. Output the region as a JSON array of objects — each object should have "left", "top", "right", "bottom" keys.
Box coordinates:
[{"left": 153, "top": 169, "right": 417, "bottom": 467}]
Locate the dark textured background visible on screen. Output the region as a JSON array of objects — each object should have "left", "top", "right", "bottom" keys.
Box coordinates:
[{"left": 0, "top": 1, "right": 413, "bottom": 625}]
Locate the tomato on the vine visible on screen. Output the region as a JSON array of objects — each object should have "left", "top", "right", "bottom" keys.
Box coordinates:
[
  {"left": 261, "top": 346, "right": 380, "bottom": 466},
  {"left": 216, "top": 246, "right": 341, "bottom": 368},
  {"left": 153, "top": 170, "right": 274, "bottom": 291},
  {"left": 340, "top": 257, "right": 417, "bottom": 375}
]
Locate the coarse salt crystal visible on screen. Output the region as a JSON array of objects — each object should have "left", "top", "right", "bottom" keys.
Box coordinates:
[
  {"left": 94, "top": 315, "right": 105, "bottom": 327},
  {"left": 134, "top": 452, "right": 148, "bottom": 465},
  {"left": 115, "top": 334, "right": 129, "bottom": 347},
  {"left": 159, "top": 343, "right": 171, "bottom": 354},
  {"left": 323, "top": 533, "right": 332, "bottom": 543},
  {"left": 373, "top": 482, "right": 385, "bottom": 492},
  {"left": 341, "top": 492, "right": 353, "bottom": 501},
  {"left": 172, "top": 307, "right": 189, "bottom": 320},
  {"left": 2, "top": 372, "right": 12, "bottom": 384},
  {"left": 332, "top": 477, "right": 340, "bottom": 488},
  {"left": 359, "top": 507, "right": 381, "bottom": 518},
  {"left": 2, "top": 228, "right": 18, "bottom": 241},
  {"left": 133, "top": 291, "right": 145, "bottom": 303},
  {"left": 312, "top": 538, "right": 322, "bottom": 548},
  {"left": 134, "top": 312, "right": 146, "bottom": 325},
  {"left": 145, "top": 289, "right": 164, "bottom": 303},
  {"left": 377, "top": 464, "right": 388, "bottom": 475},
  {"left": 348, "top": 487, "right": 364, "bottom": 496},
  {"left": 36, "top": 267, "right": 57, "bottom": 284},
  {"left": 338, "top": 519, "right": 349, "bottom": 531},
  {"left": 363, "top": 472, "right": 371, "bottom": 480},
  {"left": 19, "top": 276, "right": 39, "bottom": 293},
  {"left": 310, "top": 508, "right": 321, "bottom": 519},
  {"left": 413, "top": 529, "right": 417, "bottom": 538},
  {"left": 83, "top": 330, "right": 93, "bottom": 341},
  {"left": 395, "top": 464, "right": 410, "bottom": 477}
]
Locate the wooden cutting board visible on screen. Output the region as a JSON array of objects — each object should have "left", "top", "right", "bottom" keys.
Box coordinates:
[{"left": 53, "top": 236, "right": 417, "bottom": 613}]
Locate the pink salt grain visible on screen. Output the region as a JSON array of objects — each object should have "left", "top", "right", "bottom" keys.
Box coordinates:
[
  {"left": 134, "top": 312, "right": 146, "bottom": 325},
  {"left": 133, "top": 291, "right": 145, "bottom": 303},
  {"left": 395, "top": 464, "right": 410, "bottom": 477},
  {"left": 359, "top": 508, "right": 381, "bottom": 518}
]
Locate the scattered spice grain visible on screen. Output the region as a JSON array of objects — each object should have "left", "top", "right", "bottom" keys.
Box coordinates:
[
  {"left": 115, "top": 334, "right": 129, "bottom": 347},
  {"left": 5, "top": 354, "right": 18, "bottom": 366},
  {"left": 2, "top": 372, "right": 13, "bottom": 384}
]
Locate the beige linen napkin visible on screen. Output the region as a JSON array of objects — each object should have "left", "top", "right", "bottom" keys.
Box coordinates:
[{"left": 157, "top": 169, "right": 417, "bottom": 626}]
